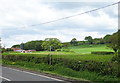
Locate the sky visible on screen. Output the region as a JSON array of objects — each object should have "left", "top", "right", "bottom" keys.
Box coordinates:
[{"left": 0, "top": 0, "right": 118, "bottom": 48}]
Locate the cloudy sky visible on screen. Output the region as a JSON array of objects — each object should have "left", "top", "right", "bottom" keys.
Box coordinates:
[{"left": 0, "top": 0, "right": 118, "bottom": 48}]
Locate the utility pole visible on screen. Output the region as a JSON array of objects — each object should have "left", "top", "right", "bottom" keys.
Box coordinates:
[{"left": 49, "top": 46, "right": 52, "bottom": 65}]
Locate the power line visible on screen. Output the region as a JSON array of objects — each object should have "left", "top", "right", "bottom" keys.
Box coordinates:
[{"left": 26, "top": 1, "right": 119, "bottom": 27}]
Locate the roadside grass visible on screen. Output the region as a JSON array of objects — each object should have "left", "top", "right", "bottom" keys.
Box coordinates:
[{"left": 3, "top": 60, "right": 120, "bottom": 82}]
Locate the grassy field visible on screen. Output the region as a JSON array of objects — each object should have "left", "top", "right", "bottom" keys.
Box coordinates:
[
  {"left": 3, "top": 44, "right": 119, "bottom": 82},
  {"left": 65, "top": 44, "right": 113, "bottom": 54},
  {"left": 3, "top": 44, "right": 114, "bottom": 62}
]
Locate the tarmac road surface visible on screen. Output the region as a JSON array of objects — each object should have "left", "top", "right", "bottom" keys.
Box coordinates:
[{"left": 1, "top": 66, "right": 64, "bottom": 82}]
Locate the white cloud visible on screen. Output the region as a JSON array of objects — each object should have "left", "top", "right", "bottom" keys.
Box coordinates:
[
  {"left": 2, "top": 30, "right": 105, "bottom": 48},
  {"left": 0, "top": 0, "right": 118, "bottom": 48},
  {"left": 69, "top": 9, "right": 117, "bottom": 29}
]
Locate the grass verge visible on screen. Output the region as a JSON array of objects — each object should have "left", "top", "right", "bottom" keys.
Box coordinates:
[{"left": 2, "top": 60, "right": 120, "bottom": 82}]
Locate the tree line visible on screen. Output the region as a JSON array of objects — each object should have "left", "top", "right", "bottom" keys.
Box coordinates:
[
  {"left": 12, "top": 38, "right": 62, "bottom": 51},
  {"left": 9, "top": 30, "right": 119, "bottom": 53}
]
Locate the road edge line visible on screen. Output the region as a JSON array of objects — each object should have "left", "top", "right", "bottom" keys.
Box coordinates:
[
  {"left": 3, "top": 67, "right": 63, "bottom": 82},
  {"left": 0, "top": 76, "right": 11, "bottom": 81}
]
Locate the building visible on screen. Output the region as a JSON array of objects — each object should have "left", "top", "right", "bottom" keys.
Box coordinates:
[
  {"left": 11, "top": 48, "right": 36, "bottom": 53},
  {"left": 11, "top": 48, "right": 22, "bottom": 52}
]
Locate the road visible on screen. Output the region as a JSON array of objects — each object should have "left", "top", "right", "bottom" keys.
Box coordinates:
[{"left": 1, "top": 66, "right": 64, "bottom": 82}]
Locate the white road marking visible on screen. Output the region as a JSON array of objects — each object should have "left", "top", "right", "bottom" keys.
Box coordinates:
[
  {"left": 3, "top": 67, "right": 63, "bottom": 81},
  {"left": 0, "top": 76, "right": 11, "bottom": 81}
]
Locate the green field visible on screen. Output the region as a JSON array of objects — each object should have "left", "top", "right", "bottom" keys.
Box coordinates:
[
  {"left": 3, "top": 44, "right": 119, "bottom": 82},
  {"left": 33, "top": 44, "right": 113, "bottom": 54},
  {"left": 4, "top": 44, "right": 114, "bottom": 62},
  {"left": 66, "top": 44, "right": 113, "bottom": 54}
]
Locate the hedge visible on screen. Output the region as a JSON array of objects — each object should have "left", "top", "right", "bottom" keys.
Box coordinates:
[
  {"left": 2, "top": 54, "right": 120, "bottom": 77},
  {"left": 91, "top": 51, "right": 114, "bottom": 55}
]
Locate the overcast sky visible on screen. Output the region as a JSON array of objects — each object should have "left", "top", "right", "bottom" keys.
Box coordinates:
[{"left": 0, "top": 0, "right": 118, "bottom": 48}]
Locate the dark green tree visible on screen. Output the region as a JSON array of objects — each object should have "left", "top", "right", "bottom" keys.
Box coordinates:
[
  {"left": 62, "top": 42, "right": 70, "bottom": 48},
  {"left": 107, "top": 31, "right": 118, "bottom": 53},
  {"left": 70, "top": 38, "right": 78, "bottom": 46},
  {"left": 85, "top": 36, "right": 93, "bottom": 44},
  {"left": 111, "top": 30, "right": 120, "bottom": 62},
  {"left": 11, "top": 44, "right": 20, "bottom": 48},
  {"left": 23, "top": 40, "right": 44, "bottom": 51},
  {"left": 35, "top": 42, "right": 44, "bottom": 51},
  {"left": 20, "top": 43, "right": 24, "bottom": 49},
  {"left": 103, "top": 34, "right": 112, "bottom": 43},
  {"left": 93, "top": 38, "right": 104, "bottom": 44},
  {"left": 1, "top": 48, "right": 6, "bottom": 53}
]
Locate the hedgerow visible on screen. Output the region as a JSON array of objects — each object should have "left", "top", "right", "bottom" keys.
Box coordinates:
[
  {"left": 2, "top": 54, "right": 120, "bottom": 77},
  {"left": 91, "top": 51, "right": 114, "bottom": 55}
]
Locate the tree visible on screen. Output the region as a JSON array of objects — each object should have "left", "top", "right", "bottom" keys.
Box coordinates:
[
  {"left": 20, "top": 43, "right": 24, "bottom": 49},
  {"left": 6, "top": 48, "right": 13, "bottom": 51},
  {"left": 23, "top": 40, "right": 44, "bottom": 51},
  {"left": 111, "top": 30, "right": 120, "bottom": 62},
  {"left": 118, "top": 30, "right": 120, "bottom": 50},
  {"left": 42, "top": 38, "right": 62, "bottom": 51},
  {"left": 70, "top": 38, "right": 78, "bottom": 46},
  {"left": 93, "top": 38, "right": 104, "bottom": 44},
  {"left": 11, "top": 44, "right": 20, "bottom": 48},
  {"left": 35, "top": 41, "right": 44, "bottom": 51},
  {"left": 62, "top": 42, "right": 70, "bottom": 48},
  {"left": 85, "top": 36, "right": 93, "bottom": 44},
  {"left": 107, "top": 31, "right": 118, "bottom": 53},
  {"left": 103, "top": 34, "right": 112, "bottom": 43}
]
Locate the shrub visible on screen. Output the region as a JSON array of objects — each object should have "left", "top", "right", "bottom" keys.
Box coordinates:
[
  {"left": 91, "top": 51, "right": 114, "bottom": 55},
  {"left": 111, "top": 56, "right": 120, "bottom": 62},
  {"left": 2, "top": 54, "right": 120, "bottom": 77}
]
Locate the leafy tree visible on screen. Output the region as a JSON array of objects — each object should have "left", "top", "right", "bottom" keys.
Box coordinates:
[
  {"left": 70, "top": 38, "right": 78, "bottom": 46},
  {"left": 35, "top": 42, "right": 44, "bottom": 51},
  {"left": 23, "top": 40, "right": 44, "bottom": 51},
  {"left": 42, "top": 38, "right": 62, "bottom": 51},
  {"left": 107, "top": 31, "right": 118, "bottom": 53},
  {"left": 20, "top": 43, "right": 24, "bottom": 49},
  {"left": 85, "top": 36, "right": 93, "bottom": 44},
  {"left": 1, "top": 48, "right": 6, "bottom": 53},
  {"left": 103, "top": 34, "right": 112, "bottom": 43},
  {"left": 93, "top": 38, "right": 104, "bottom": 44},
  {"left": 110, "top": 30, "right": 120, "bottom": 63},
  {"left": 118, "top": 30, "right": 120, "bottom": 50},
  {"left": 62, "top": 42, "right": 70, "bottom": 48},
  {"left": 77, "top": 41, "right": 85, "bottom": 45},
  {"left": 11, "top": 44, "right": 20, "bottom": 48},
  {"left": 6, "top": 48, "right": 13, "bottom": 51}
]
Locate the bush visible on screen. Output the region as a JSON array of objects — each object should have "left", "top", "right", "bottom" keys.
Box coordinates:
[
  {"left": 111, "top": 56, "right": 120, "bottom": 62},
  {"left": 91, "top": 51, "right": 114, "bottom": 55},
  {"left": 2, "top": 54, "right": 120, "bottom": 77},
  {"left": 6, "top": 48, "right": 13, "bottom": 52}
]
